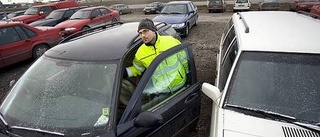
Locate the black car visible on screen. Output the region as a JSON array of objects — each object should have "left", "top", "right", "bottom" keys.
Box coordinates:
[
  {"left": 0, "top": 22, "right": 200, "bottom": 137},
  {"left": 143, "top": 2, "right": 166, "bottom": 14},
  {"left": 29, "top": 7, "right": 84, "bottom": 27}
]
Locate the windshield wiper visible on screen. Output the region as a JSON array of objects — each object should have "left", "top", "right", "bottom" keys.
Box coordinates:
[
  {"left": 225, "top": 104, "right": 320, "bottom": 133},
  {"left": 170, "top": 12, "right": 182, "bottom": 14},
  {"left": 10, "top": 126, "right": 65, "bottom": 137}
]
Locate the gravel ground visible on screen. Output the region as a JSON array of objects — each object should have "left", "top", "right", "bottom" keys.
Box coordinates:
[{"left": 0, "top": 11, "right": 233, "bottom": 137}]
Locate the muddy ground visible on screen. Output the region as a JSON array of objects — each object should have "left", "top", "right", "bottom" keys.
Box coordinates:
[{"left": 0, "top": 11, "right": 233, "bottom": 136}]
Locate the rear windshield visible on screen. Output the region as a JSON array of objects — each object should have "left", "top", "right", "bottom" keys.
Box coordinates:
[
  {"left": 236, "top": 0, "right": 249, "bottom": 3},
  {"left": 225, "top": 51, "right": 320, "bottom": 124}
]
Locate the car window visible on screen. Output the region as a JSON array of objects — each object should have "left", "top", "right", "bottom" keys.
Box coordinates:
[
  {"left": 187, "top": 3, "right": 192, "bottom": 12},
  {"left": 64, "top": 10, "right": 74, "bottom": 18},
  {"left": 141, "top": 48, "right": 190, "bottom": 111},
  {"left": 50, "top": 6, "right": 57, "bottom": 10},
  {"left": 225, "top": 51, "right": 320, "bottom": 124},
  {"left": 0, "top": 27, "right": 21, "bottom": 45},
  {"left": 21, "top": 25, "right": 36, "bottom": 38},
  {"left": 221, "top": 18, "right": 233, "bottom": 43},
  {"left": 219, "top": 38, "right": 238, "bottom": 90},
  {"left": 14, "top": 26, "right": 29, "bottom": 40},
  {"left": 40, "top": 6, "right": 51, "bottom": 14},
  {"left": 91, "top": 9, "right": 101, "bottom": 18},
  {"left": 221, "top": 26, "right": 235, "bottom": 60},
  {"left": 100, "top": 8, "right": 110, "bottom": 15},
  {"left": 236, "top": 0, "right": 249, "bottom": 3}
]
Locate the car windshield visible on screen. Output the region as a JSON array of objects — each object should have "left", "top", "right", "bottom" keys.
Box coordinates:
[
  {"left": 24, "top": 7, "right": 38, "bottom": 15},
  {"left": 264, "top": 0, "right": 278, "bottom": 2},
  {"left": 70, "top": 10, "right": 91, "bottom": 19},
  {"left": 208, "top": 0, "right": 222, "bottom": 4},
  {"left": 225, "top": 52, "right": 320, "bottom": 125},
  {"left": 161, "top": 4, "right": 187, "bottom": 14},
  {"left": 0, "top": 56, "right": 116, "bottom": 135},
  {"left": 46, "top": 10, "right": 64, "bottom": 19}
]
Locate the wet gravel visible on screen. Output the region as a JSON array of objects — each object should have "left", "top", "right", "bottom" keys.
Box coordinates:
[{"left": 0, "top": 10, "right": 233, "bottom": 137}]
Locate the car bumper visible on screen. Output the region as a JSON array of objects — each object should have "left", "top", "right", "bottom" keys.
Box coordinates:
[{"left": 173, "top": 25, "right": 187, "bottom": 36}]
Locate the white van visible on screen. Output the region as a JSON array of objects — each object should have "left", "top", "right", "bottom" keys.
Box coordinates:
[
  {"left": 202, "top": 11, "right": 320, "bottom": 137},
  {"left": 233, "top": 0, "right": 251, "bottom": 12}
]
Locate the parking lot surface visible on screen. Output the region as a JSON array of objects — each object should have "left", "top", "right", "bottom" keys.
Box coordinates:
[{"left": 0, "top": 11, "right": 233, "bottom": 136}]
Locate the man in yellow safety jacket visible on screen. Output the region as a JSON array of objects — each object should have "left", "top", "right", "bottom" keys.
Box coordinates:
[{"left": 124, "top": 18, "right": 187, "bottom": 96}]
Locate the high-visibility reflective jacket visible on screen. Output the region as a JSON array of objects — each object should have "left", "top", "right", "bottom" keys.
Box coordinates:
[{"left": 126, "top": 34, "right": 186, "bottom": 93}]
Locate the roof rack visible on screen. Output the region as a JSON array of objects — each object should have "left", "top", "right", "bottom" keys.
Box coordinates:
[
  {"left": 237, "top": 12, "right": 250, "bottom": 33},
  {"left": 297, "top": 10, "right": 320, "bottom": 19},
  {"left": 127, "top": 22, "right": 169, "bottom": 48},
  {"left": 59, "top": 21, "right": 124, "bottom": 44}
]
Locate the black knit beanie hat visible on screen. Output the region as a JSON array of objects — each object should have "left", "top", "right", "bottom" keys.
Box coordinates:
[{"left": 138, "top": 18, "right": 157, "bottom": 32}]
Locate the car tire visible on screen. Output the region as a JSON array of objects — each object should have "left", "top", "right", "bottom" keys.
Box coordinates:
[
  {"left": 184, "top": 24, "right": 189, "bottom": 37},
  {"left": 112, "top": 18, "right": 118, "bottom": 23},
  {"left": 82, "top": 26, "right": 90, "bottom": 31},
  {"left": 119, "top": 10, "right": 123, "bottom": 15},
  {"left": 194, "top": 18, "right": 198, "bottom": 26},
  {"left": 32, "top": 44, "right": 49, "bottom": 59}
]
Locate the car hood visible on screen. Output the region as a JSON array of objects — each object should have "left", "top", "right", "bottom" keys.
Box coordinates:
[
  {"left": 152, "top": 14, "right": 188, "bottom": 24},
  {"left": 11, "top": 14, "right": 37, "bottom": 21},
  {"left": 222, "top": 110, "right": 318, "bottom": 137},
  {"left": 55, "top": 19, "right": 89, "bottom": 28},
  {"left": 29, "top": 18, "right": 58, "bottom": 27}
]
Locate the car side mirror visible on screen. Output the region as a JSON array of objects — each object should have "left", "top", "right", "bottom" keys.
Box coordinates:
[
  {"left": 133, "top": 111, "right": 163, "bottom": 127},
  {"left": 201, "top": 82, "right": 221, "bottom": 104},
  {"left": 9, "top": 80, "right": 16, "bottom": 88}
]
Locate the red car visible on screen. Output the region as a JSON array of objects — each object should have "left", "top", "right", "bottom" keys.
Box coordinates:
[
  {"left": 0, "top": 21, "right": 62, "bottom": 68},
  {"left": 289, "top": 0, "right": 320, "bottom": 12},
  {"left": 311, "top": 3, "right": 320, "bottom": 17},
  {"left": 10, "top": 1, "right": 78, "bottom": 24},
  {"left": 55, "top": 6, "right": 120, "bottom": 36}
]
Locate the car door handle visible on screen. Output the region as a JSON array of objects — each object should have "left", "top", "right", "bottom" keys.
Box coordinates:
[{"left": 184, "top": 92, "right": 198, "bottom": 104}]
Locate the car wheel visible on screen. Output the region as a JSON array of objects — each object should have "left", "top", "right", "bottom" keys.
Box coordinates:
[
  {"left": 82, "top": 26, "right": 90, "bottom": 31},
  {"left": 184, "top": 24, "right": 189, "bottom": 37},
  {"left": 194, "top": 18, "right": 198, "bottom": 26},
  {"left": 112, "top": 18, "right": 118, "bottom": 23},
  {"left": 32, "top": 44, "right": 49, "bottom": 59},
  {"left": 130, "top": 9, "right": 133, "bottom": 13},
  {"left": 119, "top": 11, "right": 123, "bottom": 15}
]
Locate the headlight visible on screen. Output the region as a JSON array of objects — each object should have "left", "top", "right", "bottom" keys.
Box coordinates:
[
  {"left": 171, "top": 23, "right": 185, "bottom": 28},
  {"left": 65, "top": 27, "right": 76, "bottom": 31}
]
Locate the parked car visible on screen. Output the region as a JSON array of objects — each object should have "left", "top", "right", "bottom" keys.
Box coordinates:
[
  {"left": 207, "top": 0, "right": 226, "bottom": 13},
  {"left": 289, "top": 0, "right": 320, "bottom": 12},
  {"left": 29, "top": 6, "right": 85, "bottom": 27},
  {"left": 202, "top": 11, "right": 320, "bottom": 137},
  {"left": 109, "top": 4, "right": 132, "bottom": 15},
  {"left": 258, "top": 0, "right": 280, "bottom": 10},
  {"left": 56, "top": 6, "right": 120, "bottom": 36},
  {"left": 10, "top": 1, "right": 78, "bottom": 24},
  {"left": 233, "top": 0, "right": 251, "bottom": 12},
  {"left": 143, "top": 2, "right": 166, "bottom": 14},
  {"left": 0, "top": 21, "right": 200, "bottom": 137},
  {"left": 2, "top": 10, "right": 25, "bottom": 20},
  {"left": 0, "top": 21, "right": 62, "bottom": 68},
  {"left": 310, "top": 3, "right": 320, "bottom": 17},
  {"left": 0, "top": 12, "right": 9, "bottom": 19},
  {"left": 152, "top": 1, "right": 198, "bottom": 37}
]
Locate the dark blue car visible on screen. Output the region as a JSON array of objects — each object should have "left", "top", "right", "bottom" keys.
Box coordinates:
[{"left": 152, "top": 1, "right": 198, "bottom": 37}]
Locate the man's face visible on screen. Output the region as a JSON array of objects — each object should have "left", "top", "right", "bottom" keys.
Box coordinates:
[{"left": 138, "top": 29, "right": 155, "bottom": 44}]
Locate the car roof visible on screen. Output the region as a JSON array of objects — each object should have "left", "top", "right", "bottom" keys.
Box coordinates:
[
  {"left": 233, "top": 11, "right": 320, "bottom": 54},
  {"left": 45, "top": 22, "right": 141, "bottom": 61},
  {"left": 167, "top": 1, "right": 191, "bottom": 4},
  {"left": 80, "top": 6, "right": 107, "bottom": 11},
  {"left": 0, "top": 21, "right": 21, "bottom": 27}
]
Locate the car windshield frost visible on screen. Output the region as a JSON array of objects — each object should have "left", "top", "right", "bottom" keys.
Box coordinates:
[
  {"left": 70, "top": 10, "right": 91, "bottom": 19},
  {"left": 161, "top": 4, "right": 187, "bottom": 14},
  {"left": 46, "top": 10, "right": 64, "bottom": 19},
  {"left": 225, "top": 51, "right": 320, "bottom": 125},
  {"left": 0, "top": 56, "right": 116, "bottom": 135},
  {"left": 24, "top": 7, "right": 38, "bottom": 15}
]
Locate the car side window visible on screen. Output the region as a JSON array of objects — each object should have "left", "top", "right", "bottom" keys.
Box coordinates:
[
  {"left": 14, "top": 26, "right": 28, "bottom": 40},
  {"left": 64, "top": 10, "right": 74, "bottom": 18},
  {"left": 219, "top": 38, "right": 238, "bottom": 90},
  {"left": 21, "top": 26, "right": 36, "bottom": 38},
  {"left": 141, "top": 48, "right": 191, "bottom": 111},
  {"left": 100, "top": 8, "right": 110, "bottom": 15},
  {"left": 0, "top": 27, "right": 21, "bottom": 45},
  {"left": 221, "top": 26, "right": 235, "bottom": 61},
  {"left": 91, "top": 9, "right": 101, "bottom": 18},
  {"left": 40, "top": 6, "right": 51, "bottom": 14}
]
